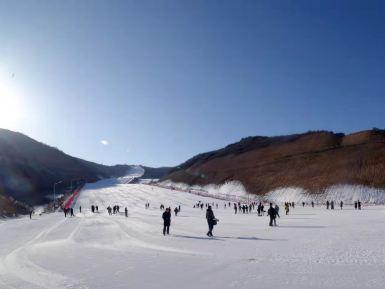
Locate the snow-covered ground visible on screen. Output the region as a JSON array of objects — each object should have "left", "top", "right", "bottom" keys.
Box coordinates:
[
  {"left": 160, "top": 180, "right": 385, "bottom": 204},
  {"left": 1, "top": 180, "right": 385, "bottom": 289}
]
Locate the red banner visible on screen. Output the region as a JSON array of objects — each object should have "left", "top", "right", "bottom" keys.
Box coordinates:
[{"left": 63, "top": 184, "right": 84, "bottom": 209}]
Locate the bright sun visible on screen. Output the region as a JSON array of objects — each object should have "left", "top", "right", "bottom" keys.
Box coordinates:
[{"left": 0, "top": 80, "right": 24, "bottom": 128}]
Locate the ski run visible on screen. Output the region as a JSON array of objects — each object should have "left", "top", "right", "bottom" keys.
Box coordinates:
[{"left": 1, "top": 179, "right": 385, "bottom": 289}]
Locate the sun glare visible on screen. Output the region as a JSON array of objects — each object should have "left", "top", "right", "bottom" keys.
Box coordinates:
[{"left": 0, "top": 80, "right": 24, "bottom": 128}]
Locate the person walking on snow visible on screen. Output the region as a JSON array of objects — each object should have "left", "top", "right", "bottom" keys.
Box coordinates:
[
  {"left": 174, "top": 207, "right": 179, "bottom": 216},
  {"left": 267, "top": 203, "right": 277, "bottom": 227},
  {"left": 275, "top": 204, "right": 280, "bottom": 218},
  {"left": 285, "top": 203, "right": 289, "bottom": 215},
  {"left": 79, "top": 206, "right": 82, "bottom": 213},
  {"left": 340, "top": 201, "right": 343, "bottom": 210},
  {"left": 162, "top": 208, "right": 171, "bottom": 235},
  {"left": 206, "top": 205, "right": 218, "bottom": 237},
  {"left": 125, "top": 207, "right": 128, "bottom": 217}
]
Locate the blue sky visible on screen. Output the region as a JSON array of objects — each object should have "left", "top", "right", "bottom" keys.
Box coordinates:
[{"left": 0, "top": 0, "right": 384, "bottom": 167}]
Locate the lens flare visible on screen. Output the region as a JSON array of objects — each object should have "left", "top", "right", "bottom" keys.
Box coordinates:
[{"left": 0, "top": 80, "right": 24, "bottom": 128}]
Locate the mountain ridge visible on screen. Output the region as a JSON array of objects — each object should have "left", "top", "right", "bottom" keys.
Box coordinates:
[
  {"left": 163, "top": 128, "right": 385, "bottom": 195},
  {"left": 0, "top": 128, "right": 170, "bottom": 215}
]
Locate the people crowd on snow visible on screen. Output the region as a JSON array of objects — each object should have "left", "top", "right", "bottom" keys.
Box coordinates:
[{"left": 58, "top": 195, "right": 364, "bottom": 238}]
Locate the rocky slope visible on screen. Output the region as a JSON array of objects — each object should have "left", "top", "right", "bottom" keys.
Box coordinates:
[{"left": 163, "top": 129, "right": 385, "bottom": 196}]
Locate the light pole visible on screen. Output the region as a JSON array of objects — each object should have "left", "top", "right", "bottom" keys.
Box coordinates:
[{"left": 53, "top": 180, "right": 63, "bottom": 210}]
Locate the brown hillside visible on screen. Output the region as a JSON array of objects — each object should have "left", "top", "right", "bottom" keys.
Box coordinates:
[{"left": 164, "top": 129, "right": 385, "bottom": 195}]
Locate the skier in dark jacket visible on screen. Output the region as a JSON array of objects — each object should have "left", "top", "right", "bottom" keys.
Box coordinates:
[
  {"left": 206, "top": 206, "right": 217, "bottom": 237},
  {"left": 162, "top": 208, "right": 171, "bottom": 235},
  {"left": 267, "top": 203, "right": 277, "bottom": 226}
]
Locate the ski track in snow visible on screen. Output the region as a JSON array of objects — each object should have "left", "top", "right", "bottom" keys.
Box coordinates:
[{"left": 1, "top": 180, "right": 385, "bottom": 289}]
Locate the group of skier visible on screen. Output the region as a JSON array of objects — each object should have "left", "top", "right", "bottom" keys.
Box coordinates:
[
  {"left": 106, "top": 205, "right": 121, "bottom": 215},
  {"left": 60, "top": 197, "right": 364, "bottom": 237},
  {"left": 162, "top": 204, "right": 218, "bottom": 237},
  {"left": 91, "top": 205, "right": 99, "bottom": 213},
  {"left": 63, "top": 207, "right": 74, "bottom": 217},
  {"left": 161, "top": 200, "right": 283, "bottom": 237}
]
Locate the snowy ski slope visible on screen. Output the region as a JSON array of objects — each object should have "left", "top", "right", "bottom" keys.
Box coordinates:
[{"left": 1, "top": 180, "right": 385, "bottom": 289}]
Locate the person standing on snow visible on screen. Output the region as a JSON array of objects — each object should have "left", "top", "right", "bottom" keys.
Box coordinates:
[
  {"left": 267, "top": 203, "right": 277, "bottom": 227},
  {"left": 162, "top": 208, "right": 171, "bottom": 235},
  {"left": 174, "top": 207, "right": 179, "bottom": 216},
  {"left": 125, "top": 207, "right": 128, "bottom": 217},
  {"left": 275, "top": 204, "right": 280, "bottom": 218},
  {"left": 285, "top": 203, "right": 289, "bottom": 215},
  {"left": 206, "top": 205, "right": 218, "bottom": 237},
  {"left": 79, "top": 206, "right": 82, "bottom": 213},
  {"left": 340, "top": 201, "right": 343, "bottom": 210}
]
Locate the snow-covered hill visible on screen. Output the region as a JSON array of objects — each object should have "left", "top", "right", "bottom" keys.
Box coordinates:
[{"left": 1, "top": 180, "right": 385, "bottom": 289}]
